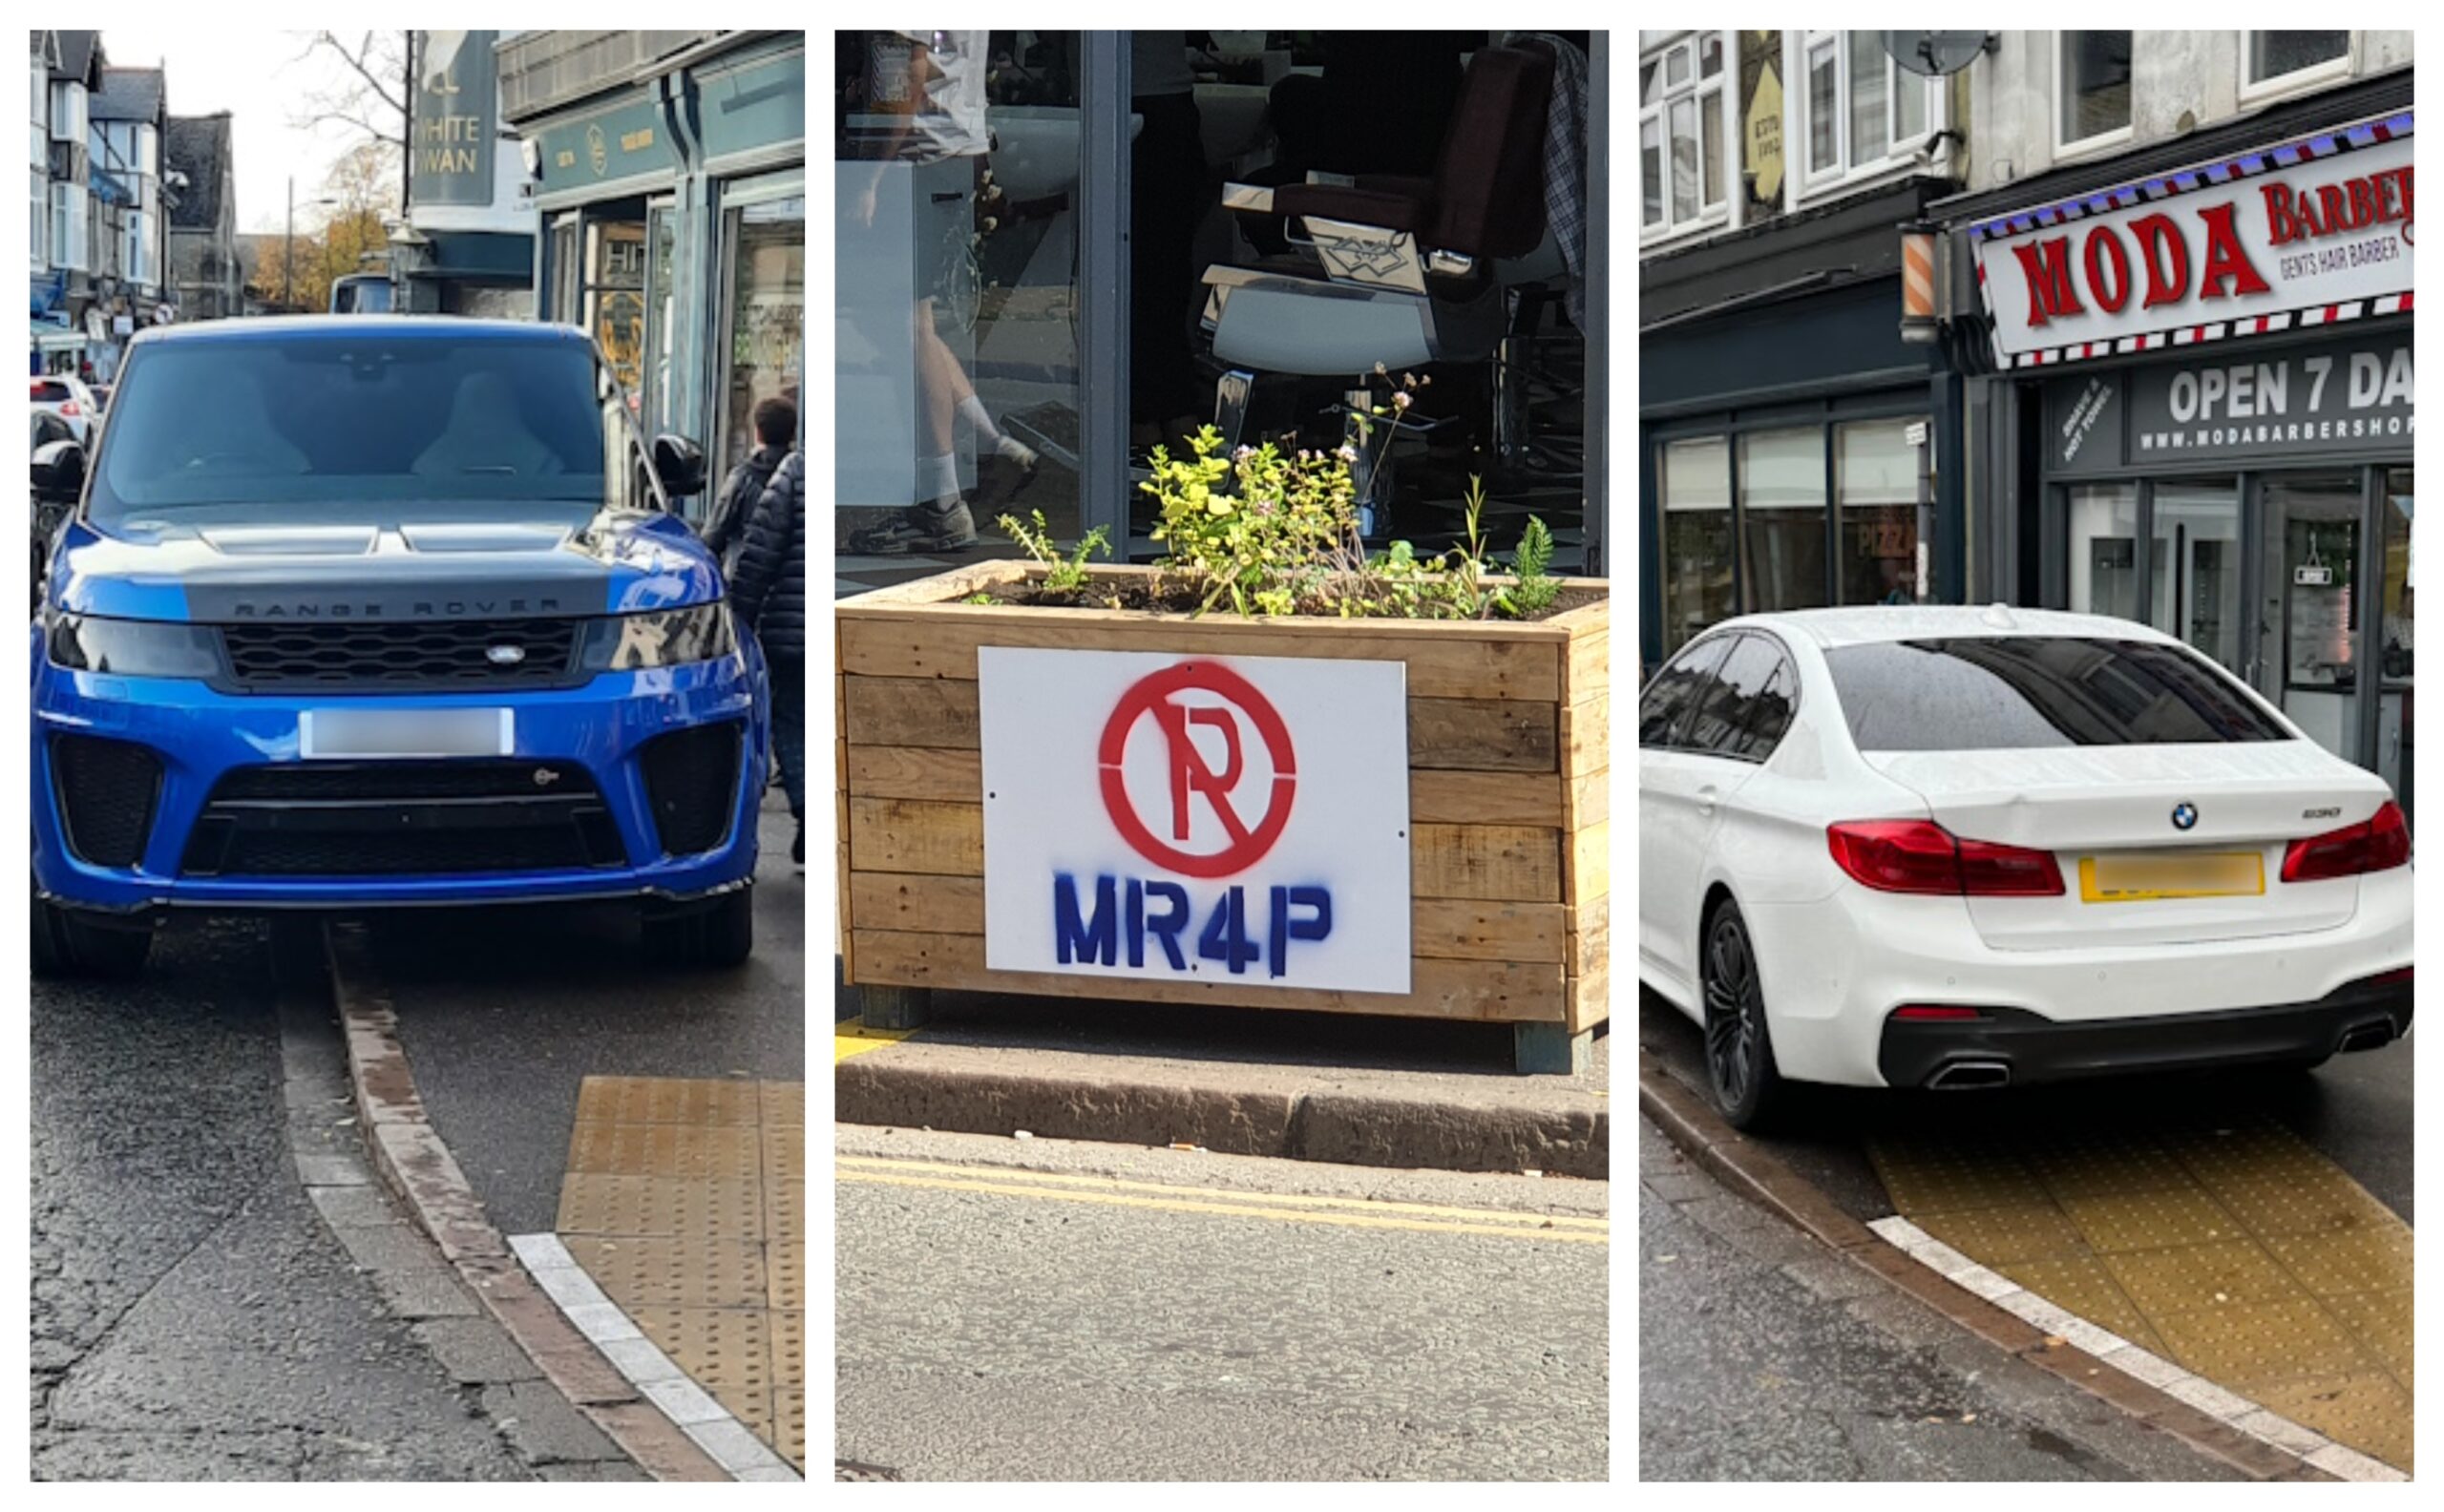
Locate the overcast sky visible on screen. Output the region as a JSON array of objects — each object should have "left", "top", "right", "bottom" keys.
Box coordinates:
[{"left": 102, "top": 27, "right": 402, "bottom": 234}]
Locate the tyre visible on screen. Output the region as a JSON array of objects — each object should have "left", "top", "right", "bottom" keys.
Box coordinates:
[
  {"left": 1701, "top": 898, "right": 1784, "bottom": 1130},
  {"left": 36, "top": 898, "right": 154, "bottom": 978},
  {"left": 32, "top": 892, "right": 69, "bottom": 979},
  {"left": 641, "top": 884, "right": 755, "bottom": 969}
]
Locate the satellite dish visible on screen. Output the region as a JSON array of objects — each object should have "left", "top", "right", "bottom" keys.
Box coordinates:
[{"left": 1885, "top": 32, "right": 1991, "bottom": 78}]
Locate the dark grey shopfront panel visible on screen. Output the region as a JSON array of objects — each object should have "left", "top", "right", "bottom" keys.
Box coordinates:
[{"left": 2047, "top": 331, "right": 2414, "bottom": 475}]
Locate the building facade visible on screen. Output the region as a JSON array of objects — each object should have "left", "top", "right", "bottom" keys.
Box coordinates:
[
  {"left": 84, "top": 63, "right": 170, "bottom": 380},
  {"left": 166, "top": 112, "right": 239, "bottom": 321},
  {"left": 393, "top": 31, "right": 537, "bottom": 320},
  {"left": 31, "top": 30, "right": 100, "bottom": 376},
  {"left": 1934, "top": 31, "right": 2414, "bottom": 808},
  {"left": 497, "top": 29, "right": 805, "bottom": 520},
  {"left": 1637, "top": 31, "right": 1971, "bottom": 668}
]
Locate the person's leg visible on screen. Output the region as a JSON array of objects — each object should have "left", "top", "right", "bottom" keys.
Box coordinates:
[{"left": 769, "top": 658, "right": 806, "bottom": 861}]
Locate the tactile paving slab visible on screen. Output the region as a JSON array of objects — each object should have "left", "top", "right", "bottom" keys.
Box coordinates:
[
  {"left": 555, "top": 1077, "right": 806, "bottom": 1472},
  {"left": 1869, "top": 1116, "right": 2412, "bottom": 1473}
]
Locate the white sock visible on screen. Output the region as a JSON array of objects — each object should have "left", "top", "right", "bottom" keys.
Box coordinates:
[
  {"left": 996, "top": 434, "right": 1038, "bottom": 467},
  {"left": 918, "top": 452, "right": 960, "bottom": 502},
  {"left": 957, "top": 395, "right": 1002, "bottom": 445}
]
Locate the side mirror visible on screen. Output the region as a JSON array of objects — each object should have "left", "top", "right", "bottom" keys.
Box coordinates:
[
  {"left": 32, "top": 439, "right": 86, "bottom": 502},
  {"left": 652, "top": 433, "right": 707, "bottom": 499}
]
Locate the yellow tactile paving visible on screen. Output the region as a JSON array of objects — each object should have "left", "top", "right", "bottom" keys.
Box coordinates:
[
  {"left": 555, "top": 1077, "right": 804, "bottom": 1473},
  {"left": 1869, "top": 1117, "right": 2412, "bottom": 1473}
]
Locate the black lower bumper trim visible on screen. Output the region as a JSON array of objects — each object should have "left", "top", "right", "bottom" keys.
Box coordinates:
[{"left": 1877, "top": 976, "right": 2413, "bottom": 1089}]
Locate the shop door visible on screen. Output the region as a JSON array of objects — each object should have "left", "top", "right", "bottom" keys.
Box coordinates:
[
  {"left": 2254, "top": 473, "right": 2364, "bottom": 765},
  {"left": 2149, "top": 479, "right": 2241, "bottom": 671},
  {"left": 2377, "top": 469, "right": 2412, "bottom": 820}
]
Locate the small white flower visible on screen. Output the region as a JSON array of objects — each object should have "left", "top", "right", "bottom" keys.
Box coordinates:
[
  {"left": 1335, "top": 444, "right": 1358, "bottom": 462},
  {"left": 1392, "top": 391, "right": 1412, "bottom": 410}
]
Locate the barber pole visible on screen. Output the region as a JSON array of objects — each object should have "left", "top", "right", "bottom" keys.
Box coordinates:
[{"left": 1900, "top": 227, "right": 1939, "bottom": 344}]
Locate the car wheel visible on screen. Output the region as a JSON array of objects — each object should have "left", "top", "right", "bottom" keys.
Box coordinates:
[
  {"left": 32, "top": 892, "right": 69, "bottom": 979},
  {"left": 1701, "top": 899, "right": 1783, "bottom": 1130},
  {"left": 641, "top": 885, "right": 755, "bottom": 969},
  {"left": 50, "top": 905, "right": 153, "bottom": 978}
]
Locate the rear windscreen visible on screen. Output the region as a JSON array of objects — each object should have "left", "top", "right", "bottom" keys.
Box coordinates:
[{"left": 1824, "top": 638, "right": 2291, "bottom": 750}]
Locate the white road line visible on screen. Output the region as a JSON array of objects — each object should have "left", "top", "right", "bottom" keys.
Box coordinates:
[
  {"left": 507, "top": 1232, "right": 801, "bottom": 1483},
  {"left": 1868, "top": 1216, "right": 2401, "bottom": 1481}
]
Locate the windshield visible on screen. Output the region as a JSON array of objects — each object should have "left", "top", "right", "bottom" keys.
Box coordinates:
[
  {"left": 89, "top": 333, "right": 662, "bottom": 530},
  {"left": 1825, "top": 637, "right": 2292, "bottom": 750}
]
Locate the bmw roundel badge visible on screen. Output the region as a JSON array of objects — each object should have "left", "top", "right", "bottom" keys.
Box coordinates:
[{"left": 2171, "top": 803, "right": 2199, "bottom": 831}]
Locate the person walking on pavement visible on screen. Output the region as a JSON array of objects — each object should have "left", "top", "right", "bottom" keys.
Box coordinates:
[
  {"left": 727, "top": 449, "right": 807, "bottom": 867},
  {"left": 704, "top": 395, "right": 798, "bottom": 572}
]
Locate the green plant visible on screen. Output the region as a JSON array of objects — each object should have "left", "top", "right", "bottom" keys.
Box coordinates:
[
  {"left": 1509, "top": 515, "right": 1561, "bottom": 615},
  {"left": 1142, "top": 427, "right": 1353, "bottom": 616},
  {"left": 961, "top": 591, "right": 996, "bottom": 605},
  {"left": 996, "top": 507, "right": 1110, "bottom": 593}
]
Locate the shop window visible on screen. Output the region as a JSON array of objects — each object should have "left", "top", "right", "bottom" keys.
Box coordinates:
[
  {"left": 1799, "top": 32, "right": 1932, "bottom": 189},
  {"left": 642, "top": 204, "right": 678, "bottom": 438},
  {"left": 2058, "top": 32, "right": 2133, "bottom": 151},
  {"left": 2151, "top": 479, "right": 2242, "bottom": 671},
  {"left": 1639, "top": 32, "right": 1725, "bottom": 237},
  {"left": 1835, "top": 419, "right": 1921, "bottom": 605},
  {"left": 719, "top": 191, "right": 805, "bottom": 487},
  {"left": 1738, "top": 428, "right": 1828, "bottom": 614},
  {"left": 548, "top": 218, "right": 579, "bottom": 326},
  {"left": 585, "top": 220, "right": 648, "bottom": 413},
  {"left": 1660, "top": 436, "right": 1734, "bottom": 651},
  {"left": 2069, "top": 483, "right": 2140, "bottom": 622},
  {"left": 2244, "top": 32, "right": 2351, "bottom": 94}
]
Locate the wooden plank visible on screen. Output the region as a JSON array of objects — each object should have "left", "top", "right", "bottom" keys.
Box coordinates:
[
  {"left": 1569, "top": 819, "right": 1612, "bottom": 903},
  {"left": 1561, "top": 691, "right": 1611, "bottom": 777},
  {"left": 841, "top": 558, "right": 1028, "bottom": 605},
  {"left": 1569, "top": 766, "right": 1610, "bottom": 830},
  {"left": 836, "top": 615, "right": 1564, "bottom": 701},
  {"left": 1563, "top": 623, "right": 1610, "bottom": 697},
  {"left": 1414, "top": 824, "right": 1563, "bottom": 902},
  {"left": 843, "top": 676, "right": 980, "bottom": 748},
  {"left": 847, "top": 796, "right": 982, "bottom": 876},
  {"left": 845, "top": 879, "right": 1566, "bottom": 964},
  {"left": 846, "top": 746, "right": 983, "bottom": 802},
  {"left": 849, "top": 929, "right": 1567, "bottom": 1022},
  {"left": 1413, "top": 899, "right": 1568, "bottom": 963},
  {"left": 1546, "top": 594, "right": 1613, "bottom": 640},
  {"left": 1567, "top": 904, "right": 1612, "bottom": 1034},
  {"left": 1409, "top": 698, "right": 1557, "bottom": 772},
  {"left": 851, "top": 873, "right": 986, "bottom": 934},
  {"left": 1409, "top": 769, "right": 1564, "bottom": 828}
]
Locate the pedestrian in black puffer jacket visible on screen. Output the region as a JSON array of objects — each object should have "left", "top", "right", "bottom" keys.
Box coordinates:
[
  {"left": 729, "top": 448, "right": 806, "bottom": 863},
  {"left": 704, "top": 396, "right": 797, "bottom": 572}
]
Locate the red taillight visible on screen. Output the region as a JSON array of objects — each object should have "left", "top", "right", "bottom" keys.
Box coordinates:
[
  {"left": 58, "top": 400, "right": 78, "bottom": 417},
  {"left": 2369, "top": 966, "right": 2413, "bottom": 987},
  {"left": 1827, "top": 820, "right": 2066, "bottom": 897},
  {"left": 2282, "top": 801, "right": 2412, "bottom": 883},
  {"left": 1891, "top": 1005, "right": 1986, "bottom": 1020}
]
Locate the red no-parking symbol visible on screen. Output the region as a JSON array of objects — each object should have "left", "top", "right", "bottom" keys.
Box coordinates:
[{"left": 1098, "top": 662, "right": 1297, "bottom": 878}]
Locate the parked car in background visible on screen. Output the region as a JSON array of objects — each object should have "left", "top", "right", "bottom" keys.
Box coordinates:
[
  {"left": 32, "top": 316, "right": 762, "bottom": 977},
  {"left": 1639, "top": 605, "right": 2413, "bottom": 1128},
  {"left": 87, "top": 382, "right": 111, "bottom": 415},
  {"left": 31, "top": 374, "right": 99, "bottom": 445},
  {"left": 32, "top": 408, "right": 80, "bottom": 611}
]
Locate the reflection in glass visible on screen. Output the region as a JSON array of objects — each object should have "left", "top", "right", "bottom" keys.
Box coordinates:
[
  {"left": 1662, "top": 437, "right": 1733, "bottom": 651},
  {"left": 2069, "top": 483, "right": 2139, "bottom": 623},
  {"left": 1738, "top": 428, "right": 1826, "bottom": 614},
  {"left": 1836, "top": 418, "right": 1919, "bottom": 605},
  {"left": 2149, "top": 478, "right": 2241, "bottom": 672}
]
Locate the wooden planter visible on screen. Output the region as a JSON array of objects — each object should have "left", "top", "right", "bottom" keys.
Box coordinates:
[{"left": 835, "top": 561, "right": 1610, "bottom": 1073}]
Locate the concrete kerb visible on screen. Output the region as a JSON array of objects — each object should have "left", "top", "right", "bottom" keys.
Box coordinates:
[
  {"left": 836, "top": 1054, "right": 1610, "bottom": 1181},
  {"left": 321, "top": 923, "right": 730, "bottom": 1482},
  {"left": 1634, "top": 1052, "right": 2368, "bottom": 1484}
]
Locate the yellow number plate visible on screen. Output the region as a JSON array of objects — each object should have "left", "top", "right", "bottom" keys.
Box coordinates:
[{"left": 2078, "top": 851, "right": 2265, "bottom": 904}]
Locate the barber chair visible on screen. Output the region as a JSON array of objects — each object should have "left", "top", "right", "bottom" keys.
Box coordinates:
[{"left": 1199, "top": 43, "right": 1560, "bottom": 537}]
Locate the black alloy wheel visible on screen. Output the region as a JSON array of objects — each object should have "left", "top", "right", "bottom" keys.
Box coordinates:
[{"left": 1701, "top": 899, "right": 1782, "bottom": 1129}]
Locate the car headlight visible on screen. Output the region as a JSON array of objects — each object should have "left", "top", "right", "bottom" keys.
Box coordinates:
[
  {"left": 575, "top": 602, "right": 737, "bottom": 672},
  {"left": 47, "top": 614, "right": 222, "bottom": 679}
]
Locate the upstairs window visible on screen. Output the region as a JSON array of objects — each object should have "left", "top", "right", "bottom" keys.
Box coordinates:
[
  {"left": 2244, "top": 32, "right": 2350, "bottom": 94},
  {"left": 2058, "top": 32, "right": 2134, "bottom": 151},
  {"left": 1640, "top": 32, "right": 1726, "bottom": 238},
  {"left": 1801, "top": 32, "right": 1934, "bottom": 188}
]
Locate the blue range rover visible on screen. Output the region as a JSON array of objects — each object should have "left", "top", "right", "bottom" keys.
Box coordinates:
[{"left": 30, "top": 316, "right": 769, "bottom": 976}]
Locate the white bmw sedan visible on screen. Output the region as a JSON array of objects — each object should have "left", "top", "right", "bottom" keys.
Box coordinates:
[{"left": 1639, "top": 606, "right": 2412, "bottom": 1128}]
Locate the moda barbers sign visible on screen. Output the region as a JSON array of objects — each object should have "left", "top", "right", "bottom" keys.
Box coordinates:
[
  {"left": 2046, "top": 333, "right": 2413, "bottom": 474},
  {"left": 1974, "top": 114, "right": 2412, "bottom": 367}
]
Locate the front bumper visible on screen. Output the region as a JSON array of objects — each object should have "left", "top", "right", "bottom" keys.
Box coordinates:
[
  {"left": 1877, "top": 974, "right": 2414, "bottom": 1089},
  {"left": 32, "top": 647, "right": 768, "bottom": 913}
]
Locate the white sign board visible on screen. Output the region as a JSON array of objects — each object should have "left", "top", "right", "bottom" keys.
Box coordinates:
[
  {"left": 1973, "top": 119, "right": 2412, "bottom": 365},
  {"left": 979, "top": 647, "right": 1411, "bottom": 994}
]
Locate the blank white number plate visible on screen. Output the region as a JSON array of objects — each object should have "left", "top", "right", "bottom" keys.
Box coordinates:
[{"left": 300, "top": 708, "right": 514, "bottom": 759}]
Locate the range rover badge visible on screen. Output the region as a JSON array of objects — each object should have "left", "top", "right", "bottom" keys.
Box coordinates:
[{"left": 486, "top": 644, "right": 527, "bottom": 665}]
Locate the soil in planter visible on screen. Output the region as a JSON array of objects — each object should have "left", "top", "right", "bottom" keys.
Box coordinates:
[{"left": 968, "top": 578, "right": 1607, "bottom": 621}]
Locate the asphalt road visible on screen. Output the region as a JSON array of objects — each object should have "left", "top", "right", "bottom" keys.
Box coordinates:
[
  {"left": 1638, "top": 1118, "right": 2238, "bottom": 1482},
  {"left": 31, "top": 916, "right": 525, "bottom": 1480},
  {"left": 369, "top": 798, "right": 807, "bottom": 1235},
  {"left": 833, "top": 1126, "right": 1610, "bottom": 1480},
  {"left": 1638, "top": 988, "right": 2413, "bottom": 1224}
]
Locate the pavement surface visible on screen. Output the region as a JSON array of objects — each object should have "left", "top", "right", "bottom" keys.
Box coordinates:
[
  {"left": 833, "top": 1124, "right": 1609, "bottom": 1480},
  {"left": 32, "top": 916, "right": 527, "bottom": 1480},
  {"left": 1636, "top": 989, "right": 2412, "bottom": 1225},
  {"left": 1639, "top": 1117, "right": 2240, "bottom": 1482},
  {"left": 369, "top": 800, "right": 805, "bottom": 1236},
  {"left": 835, "top": 976, "right": 1610, "bottom": 1178}
]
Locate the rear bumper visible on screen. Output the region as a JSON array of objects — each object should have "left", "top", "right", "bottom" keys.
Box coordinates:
[{"left": 1877, "top": 974, "right": 2414, "bottom": 1089}]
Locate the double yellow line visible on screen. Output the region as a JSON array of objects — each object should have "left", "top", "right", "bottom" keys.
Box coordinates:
[{"left": 836, "top": 1155, "right": 1609, "bottom": 1244}]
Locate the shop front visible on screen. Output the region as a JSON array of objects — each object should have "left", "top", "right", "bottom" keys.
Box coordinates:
[{"left": 1959, "top": 105, "right": 2414, "bottom": 811}]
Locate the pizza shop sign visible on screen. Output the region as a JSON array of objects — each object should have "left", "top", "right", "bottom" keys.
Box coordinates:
[
  {"left": 979, "top": 648, "right": 1412, "bottom": 994},
  {"left": 1973, "top": 114, "right": 2412, "bottom": 365}
]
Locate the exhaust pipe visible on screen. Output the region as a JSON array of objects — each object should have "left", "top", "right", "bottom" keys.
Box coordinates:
[
  {"left": 1928, "top": 1060, "right": 2012, "bottom": 1090},
  {"left": 2337, "top": 1020, "right": 2397, "bottom": 1054}
]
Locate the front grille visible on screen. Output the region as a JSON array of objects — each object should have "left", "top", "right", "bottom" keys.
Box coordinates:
[
  {"left": 180, "top": 761, "right": 626, "bottom": 877},
  {"left": 640, "top": 723, "right": 744, "bottom": 856},
  {"left": 217, "top": 619, "right": 582, "bottom": 694},
  {"left": 52, "top": 734, "right": 163, "bottom": 868}
]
